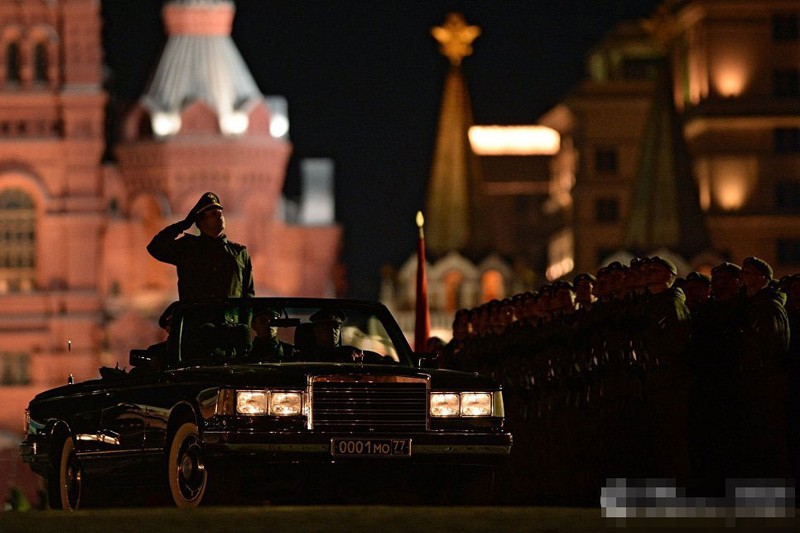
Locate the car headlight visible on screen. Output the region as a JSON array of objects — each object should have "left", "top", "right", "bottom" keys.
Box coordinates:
[
  {"left": 236, "top": 391, "right": 269, "bottom": 415},
  {"left": 460, "top": 392, "right": 493, "bottom": 416},
  {"left": 269, "top": 392, "right": 303, "bottom": 416},
  {"left": 430, "top": 392, "right": 497, "bottom": 417},
  {"left": 430, "top": 393, "right": 460, "bottom": 417},
  {"left": 235, "top": 390, "right": 303, "bottom": 416}
]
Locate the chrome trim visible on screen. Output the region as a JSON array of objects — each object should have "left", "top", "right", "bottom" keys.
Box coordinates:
[
  {"left": 308, "top": 374, "right": 430, "bottom": 431},
  {"left": 208, "top": 443, "right": 511, "bottom": 455},
  {"left": 75, "top": 432, "right": 121, "bottom": 446}
]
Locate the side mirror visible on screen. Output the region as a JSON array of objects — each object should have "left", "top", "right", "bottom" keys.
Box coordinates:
[
  {"left": 129, "top": 349, "right": 152, "bottom": 368},
  {"left": 417, "top": 352, "right": 439, "bottom": 369}
]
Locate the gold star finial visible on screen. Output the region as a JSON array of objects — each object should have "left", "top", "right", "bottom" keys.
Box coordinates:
[{"left": 431, "top": 13, "right": 481, "bottom": 66}]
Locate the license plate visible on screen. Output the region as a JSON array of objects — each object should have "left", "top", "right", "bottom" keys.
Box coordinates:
[{"left": 330, "top": 438, "right": 411, "bottom": 457}]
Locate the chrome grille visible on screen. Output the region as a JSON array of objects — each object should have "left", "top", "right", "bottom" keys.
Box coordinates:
[{"left": 309, "top": 375, "right": 429, "bottom": 431}]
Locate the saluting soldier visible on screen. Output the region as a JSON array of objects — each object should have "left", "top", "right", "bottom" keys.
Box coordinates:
[{"left": 147, "top": 192, "right": 255, "bottom": 301}]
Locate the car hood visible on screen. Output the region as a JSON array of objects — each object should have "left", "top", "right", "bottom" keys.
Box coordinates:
[{"left": 168, "top": 362, "right": 499, "bottom": 390}]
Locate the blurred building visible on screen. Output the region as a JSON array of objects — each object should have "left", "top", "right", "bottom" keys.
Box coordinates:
[
  {"left": 541, "top": 0, "right": 800, "bottom": 278},
  {"left": 0, "top": 0, "right": 341, "bottom": 432},
  {"left": 387, "top": 1, "right": 800, "bottom": 345}
]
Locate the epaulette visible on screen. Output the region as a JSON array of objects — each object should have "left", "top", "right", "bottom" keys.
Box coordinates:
[{"left": 227, "top": 240, "right": 247, "bottom": 250}]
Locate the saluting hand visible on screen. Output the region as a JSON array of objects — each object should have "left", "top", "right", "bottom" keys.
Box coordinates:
[{"left": 178, "top": 210, "right": 195, "bottom": 232}]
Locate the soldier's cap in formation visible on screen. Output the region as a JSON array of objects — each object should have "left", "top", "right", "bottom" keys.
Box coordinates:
[
  {"left": 573, "top": 272, "right": 596, "bottom": 285},
  {"left": 551, "top": 280, "right": 574, "bottom": 293},
  {"left": 649, "top": 256, "right": 678, "bottom": 276},
  {"left": 711, "top": 262, "right": 741, "bottom": 276},
  {"left": 742, "top": 256, "right": 773, "bottom": 279},
  {"left": 310, "top": 307, "right": 346, "bottom": 325},
  {"left": 606, "top": 261, "right": 627, "bottom": 272},
  {"left": 192, "top": 192, "right": 223, "bottom": 216},
  {"left": 685, "top": 271, "right": 710, "bottom": 286}
]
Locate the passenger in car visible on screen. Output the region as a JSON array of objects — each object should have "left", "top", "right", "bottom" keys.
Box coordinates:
[
  {"left": 248, "top": 308, "right": 293, "bottom": 362},
  {"left": 293, "top": 323, "right": 316, "bottom": 357}
]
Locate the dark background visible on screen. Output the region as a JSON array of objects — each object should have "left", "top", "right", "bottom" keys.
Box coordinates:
[{"left": 100, "top": 0, "right": 663, "bottom": 299}]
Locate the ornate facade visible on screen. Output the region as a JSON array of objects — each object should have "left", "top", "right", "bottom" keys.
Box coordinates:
[{"left": 0, "top": 0, "right": 341, "bottom": 433}]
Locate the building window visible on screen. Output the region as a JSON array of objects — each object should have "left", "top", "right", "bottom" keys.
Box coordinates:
[
  {"left": 774, "top": 69, "right": 800, "bottom": 97},
  {"left": 1, "top": 352, "right": 30, "bottom": 385},
  {"left": 778, "top": 239, "right": 800, "bottom": 264},
  {"left": 775, "top": 181, "right": 800, "bottom": 212},
  {"left": 6, "top": 42, "right": 20, "bottom": 82},
  {"left": 0, "top": 189, "right": 36, "bottom": 294},
  {"left": 34, "top": 42, "right": 48, "bottom": 82},
  {"left": 595, "top": 197, "right": 620, "bottom": 222},
  {"left": 594, "top": 148, "right": 618, "bottom": 174},
  {"left": 443, "top": 270, "right": 464, "bottom": 314},
  {"left": 774, "top": 128, "right": 800, "bottom": 153},
  {"left": 773, "top": 13, "right": 799, "bottom": 42}
]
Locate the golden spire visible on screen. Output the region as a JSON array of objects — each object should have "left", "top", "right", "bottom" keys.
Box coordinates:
[
  {"left": 425, "top": 13, "right": 490, "bottom": 257},
  {"left": 431, "top": 13, "right": 481, "bottom": 66}
]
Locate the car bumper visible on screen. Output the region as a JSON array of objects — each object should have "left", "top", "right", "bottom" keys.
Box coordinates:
[{"left": 202, "top": 430, "right": 512, "bottom": 465}]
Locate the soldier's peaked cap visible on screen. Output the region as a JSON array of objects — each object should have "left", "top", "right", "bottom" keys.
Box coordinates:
[
  {"left": 711, "top": 262, "right": 741, "bottom": 276},
  {"left": 192, "top": 192, "right": 223, "bottom": 215},
  {"left": 650, "top": 256, "right": 678, "bottom": 276},
  {"left": 310, "top": 307, "right": 346, "bottom": 324},
  {"left": 743, "top": 256, "right": 773, "bottom": 279},
  {"left": 686, "top": 271, "right": 710, "bottom": 286}
]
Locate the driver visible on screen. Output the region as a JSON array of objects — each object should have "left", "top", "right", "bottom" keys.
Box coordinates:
[{"left": 308, "top": 307, "right": 392, "bottom": 364}]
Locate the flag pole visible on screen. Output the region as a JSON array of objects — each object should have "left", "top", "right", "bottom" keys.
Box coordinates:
[{"left": 415, "top": 211, "right": 431, "bottom": 352}]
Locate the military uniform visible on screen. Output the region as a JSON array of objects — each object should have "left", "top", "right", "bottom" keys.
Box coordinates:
[{"left": 147, "top": 192, "right": 255, "bottom": 301}]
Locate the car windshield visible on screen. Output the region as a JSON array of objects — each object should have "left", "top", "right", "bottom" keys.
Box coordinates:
[{"left": 170, "top": 299, "right": 413, "bottom": 367}]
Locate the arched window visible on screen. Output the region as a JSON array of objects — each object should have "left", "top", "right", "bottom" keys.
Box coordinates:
[
  {"left": 443, "top": 270, "right": 464, "bottom": 314},
  {"left": 6, "top": 41, "right": 20, "bottom": 82},
  {"left": 0, "top": 189, "right": 36, "bottom": 293},
  {"left": 481, "top": 269, "right": 504, "bottom": 303},
  {"left": 34, "top": 42, "right": 47, "bottom": 82}
]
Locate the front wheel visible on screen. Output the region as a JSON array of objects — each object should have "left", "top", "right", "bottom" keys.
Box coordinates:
[
  {"left": 48, "top": 436, "right": 82, "bottom": 510},
  {"left": 167, "top": 422, "right": 207, "bottom": 507}
]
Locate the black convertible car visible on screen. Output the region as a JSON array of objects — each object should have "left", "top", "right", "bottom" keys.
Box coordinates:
[{"left": 20, "top": 298, "right": 512, "bottom": 508}]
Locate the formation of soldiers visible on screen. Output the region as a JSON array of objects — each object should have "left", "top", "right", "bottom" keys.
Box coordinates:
[{"left": 440, "top": 256, "right": 800, "bottom": 501}]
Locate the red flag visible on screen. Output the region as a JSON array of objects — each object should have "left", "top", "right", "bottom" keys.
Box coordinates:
[{"left": 415, "top": 211, "right": 431, "bottom": 352}]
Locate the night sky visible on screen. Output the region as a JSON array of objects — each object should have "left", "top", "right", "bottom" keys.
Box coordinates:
[{"left": 100, "top": 0, "right": 663, "bottom": 299}]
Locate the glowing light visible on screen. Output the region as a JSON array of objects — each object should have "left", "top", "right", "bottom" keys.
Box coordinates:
[
  {"left": 151, "top": 112, "right": 181, "bottom": 137},
  {"left": 269, "top": 115, "right": 289, "bottom": 138},
  {"left": 469, "top": 126, "right": 560, "bottom": 155},
  {"left": 546, "top": 257, "right": 574, "bottom": 282},
  {"left": 547, "top": 229, "right": 574, "bottom": 281},
  {"left": 711, "top": 52, "right": 752, "bottom": 97},
  {"left": 710, "top": 157, "right": 757, "bottom": 211},
  {"left": 714, "top": 68, "right": 746, "bottom": 97},
  {"left": 219, "top": 112, "right": 249, "bottom": 135}
]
